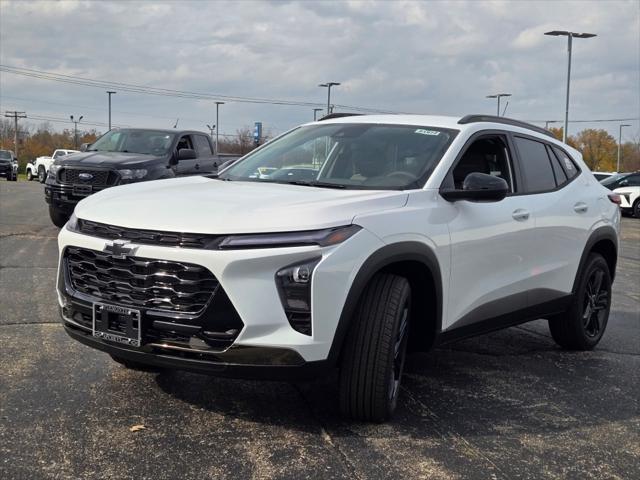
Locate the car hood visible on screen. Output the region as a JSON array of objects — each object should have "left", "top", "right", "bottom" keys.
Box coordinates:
[
  {"left": 75, "top": 176, "right": 408, "bottom": 234},
  {"left": 58, "top": 151, "right": 164, "bottom": 168}
]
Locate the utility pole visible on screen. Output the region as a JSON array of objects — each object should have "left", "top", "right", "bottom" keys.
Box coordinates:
[
  {"left": 70, "top": 115, "right": 83, "bottom": 149},
  {"left": 313, "top": 108, "right": 323, "bottom": 121},
  {"left": 544, "top": 30, "right": 597, "bottom": 143},
  {"left": 4, "top": 111, "right": 27, "bottom": 159},
  {"left": 318, "top": 82, "right": 340, "bottom": 117},
  {"left": 107, "top": 91, "right": 116, "bottom": 130},
  {"left": 486, "top": 94, "right": 511, "bottom": 117},
  {"left": 215, "top": 102, "right": 224, "bottom": 154},
  {"left": 617, "top": 123, "right": 631, "bottom": 173}
]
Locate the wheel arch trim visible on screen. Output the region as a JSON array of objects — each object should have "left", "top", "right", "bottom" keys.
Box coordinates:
[
  {"left": 326, "top": 241, "right": 442, "bottom": 367},
  {"left": 574, "top": 225, "right": 618, "bottom": 291}
]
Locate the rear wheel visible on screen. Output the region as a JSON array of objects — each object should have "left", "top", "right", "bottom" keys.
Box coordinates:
[
  {"left": 110, "top": 354, "right": 165, "bottom": 372},
  {"left": 49, "top": 206, "right": 70, "bottom": 228},
  {"left": 38, "top": 166, "right": 46, "bottom": 183},
  {"left": 548, "top": 253, "right": 611, "bottom": 350},
  {"left": 633, "top": 199, "right": 640, "bottom": 218},
  {"left": 27, "top": 170, "right": 33, "bottom": 181},
  {"left": 339, "top": 273, "right": 411, "bottom": 422}
]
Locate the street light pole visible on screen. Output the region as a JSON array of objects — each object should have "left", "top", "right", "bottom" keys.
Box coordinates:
[
  {"left": 215, "top": 102, "right": 224, "bottom": 154},
  {"left": 70, "top": 115, "right": 83, "bottom": 149},
  {"left": 318, "top": 82, "right": 340, "bottom": 116},
  {"left": 313, "top": 108, "right": 323, "bottom": 121},
  {"left": 106, "top": 91, "right": 116, "bottom": 130},
  {"left": 486, "top": 93, "right": 511, "bottom": 116},
  {"left": 544, "top": 30, "right": 597, "bottom": 143},
  {"left": 206, "top": 124, "right": 216, "bottom": 139},
  {"left": 617, "top": 123, "right": 631, "bottom": 172}
]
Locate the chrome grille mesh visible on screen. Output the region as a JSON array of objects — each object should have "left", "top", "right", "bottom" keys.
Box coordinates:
[{"left": 65, "top": 246, "right": 218, "bottom": 313}]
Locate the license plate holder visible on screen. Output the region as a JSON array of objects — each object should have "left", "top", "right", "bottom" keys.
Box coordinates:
[
  {"left": 73, "top": 184, "right": 92, "bottom": 196},
  {"left": 93, "top": 303, "right": 141, "bottom": 347}
]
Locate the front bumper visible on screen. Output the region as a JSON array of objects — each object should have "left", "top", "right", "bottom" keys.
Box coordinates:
[{"left": 57, "top": 224, "right": 384, "bottom": 372}]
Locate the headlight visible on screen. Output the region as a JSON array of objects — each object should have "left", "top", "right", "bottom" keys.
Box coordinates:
[
  {"left": 118, "top": 169, "right": 147, "bottom": 180},
  {"left": 276, "top": 257, "right": 321, "bottom": 336},
  {"left": 49, "top": 164, "right": 62, "bottom": 175},
  {"left": 218, "top": 224, "right": 362, "bottom": 249},
  {"left": 65, "top": 213, "right": 79, "bottom": 232}
]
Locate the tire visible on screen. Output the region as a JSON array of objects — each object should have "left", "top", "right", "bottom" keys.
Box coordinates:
[
  {"left": 548, "top": 253, "right": 611, "bottom": 350},
  {"left": 49, "top": 206, "right": 70, "bottom": 228},
  {"left": 339, "top": 273, "right": 411, "bottom": 422},
  {"left": 27, "top": 170, "right": 33, "bottom": 181},
  {"left": 38, "top": 166, "right": 47, "bottom": 183},
  {"left": 633, "top": 199, "right": 640, "bottom": 219},
  {"left": 110, "top": 354, "right": 165, "bottom": 372}
]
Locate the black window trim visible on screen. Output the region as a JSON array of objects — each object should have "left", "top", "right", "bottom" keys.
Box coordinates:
[
  {"left": 508, "top": 131, "right": 582, "bottom": 196},
  {"left": 439, "top": 129, "right": 521, "bottom": 196}
]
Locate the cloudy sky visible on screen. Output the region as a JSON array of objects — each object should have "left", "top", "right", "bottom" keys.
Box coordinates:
[{"left": 1, "top": 0, "right": 638, "bottom": 140}]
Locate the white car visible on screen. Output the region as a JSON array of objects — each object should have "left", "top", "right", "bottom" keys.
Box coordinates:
[
  {"left": 28, "top": 148, "right": 79, "bottom": 182},
  {"left": 614, "top": 185, "right": 640, "bottom": 217},
  {"left": 57, "top": 114, "right": 620, "bottom": 421}
]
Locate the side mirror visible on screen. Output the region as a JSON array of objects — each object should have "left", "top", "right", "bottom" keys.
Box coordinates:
[
  {"left": 80, "top": 143, "right": 90, "bottom": 152},
  {"left": 441, "top": 172, "right": 509, "bottom": 202},
  {"left": 619, "top": 179, "right": 628, "bottom": 186},
  {"left": 177, "top": 148, "right": 196, "bottom": 161}
]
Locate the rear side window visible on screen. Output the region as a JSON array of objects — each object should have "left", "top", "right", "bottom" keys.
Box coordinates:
[
  {"left": 546, "top": 145, "right": 567, "bottom": 186},
  {"left": 551, "top": 146, "right": 579, "bottom": 180},
  {"left": 514, "top": 136, "right": 556, "bottom": 193},
  {"left": 194, "top": 135, "right": 213, "bottom": 156}
]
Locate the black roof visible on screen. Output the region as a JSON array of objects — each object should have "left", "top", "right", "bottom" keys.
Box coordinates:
[{"left": 110, "top": 127, "right": 209, "bottom": 136}]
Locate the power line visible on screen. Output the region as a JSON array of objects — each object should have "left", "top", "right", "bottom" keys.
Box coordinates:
[
  {"left": 527, "top": 117, "right": 639, "bottom": 124},
  {"left": 4, "top": 110, "right": 27, "bottom": 158},
  {"left": 0, "top": 64, "right": 399, "bottom": 114}
]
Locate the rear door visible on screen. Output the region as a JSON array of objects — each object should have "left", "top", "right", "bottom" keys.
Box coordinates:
[
  {"left": 192, "top": 134, "right": 218, "bottom": 173},
  {"left": 511, "top": 135, "right": 593, "bottom": 305},
  {"left": 442, "top": 131, "right": 538, "bottom": 330}
]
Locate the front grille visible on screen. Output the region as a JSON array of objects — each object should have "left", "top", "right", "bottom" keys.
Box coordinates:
[
  {"left": 60, "top": 168, "right": 117, "bottom": 186},
  {"left": 78, "top": 219, "right": 220, "bottom": 249},
  {"left": 65, "top": 246, "right": 219, "bottom": 313}
]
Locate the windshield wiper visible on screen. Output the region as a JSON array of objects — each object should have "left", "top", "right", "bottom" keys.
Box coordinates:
[{"left": 284, "top": 180, "right": 346, "bottom": 189}]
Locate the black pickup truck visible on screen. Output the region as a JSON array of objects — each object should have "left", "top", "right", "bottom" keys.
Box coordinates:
[{"left": 45, "top": 128, "right": 239, "bottom": 227}]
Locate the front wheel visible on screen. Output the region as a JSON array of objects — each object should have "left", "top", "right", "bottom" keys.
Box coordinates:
[
  {"left": 548, "top": 253, "right": 611, "bottom": 350},
  {"left": 339, "top": 273, "right": 411, "bottom": 422},
  {"left": 49, "top": 206, "right": 70, "bottom": 228},
  {"left": 633, "top": 199, "right": 640, "bottom": 219}
]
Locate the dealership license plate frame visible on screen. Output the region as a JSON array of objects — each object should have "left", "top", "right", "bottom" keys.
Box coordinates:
[
  {"left": 92, "top": 302, "right": 142, "bottom": 347},
  {"left": 72, "top": 184, "right": 92, "bottom": 196}
]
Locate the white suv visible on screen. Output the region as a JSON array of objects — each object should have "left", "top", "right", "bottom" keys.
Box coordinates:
[{"left": 57, "top": 114, "right": 620, "bottom": 421}]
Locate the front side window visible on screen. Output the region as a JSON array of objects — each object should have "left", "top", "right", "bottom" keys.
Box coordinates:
[
  {"left": 220, "top": 123, "right": 455, "bottom": 189},
  {"left": 514, "top": 136, "right": 556, "bottom": 193},
  {"left": 445, "top": 135, "right": 514, "bottom": 192},
  {"left": 89, "top": 130, "right": 175, "bottom": 155}
]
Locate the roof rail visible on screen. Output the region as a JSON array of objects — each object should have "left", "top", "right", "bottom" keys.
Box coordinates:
[
  {"left": 458, "top": 114, "right": 555, "bottom": 139},
  {"left": 318, "top": 113, "right": 364, "bottom": 121}
]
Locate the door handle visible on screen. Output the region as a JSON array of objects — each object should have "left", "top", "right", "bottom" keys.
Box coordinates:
[
  {"left": 512, "top": 209, "right": 530, "bottom": 221},
  {"left": 574, "top": 202, "right": 588, "bottom": 214}
]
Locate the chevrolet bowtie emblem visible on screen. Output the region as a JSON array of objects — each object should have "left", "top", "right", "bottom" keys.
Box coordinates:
[{"left": 103, "top": 239, "right": 137, "bottom": 259}]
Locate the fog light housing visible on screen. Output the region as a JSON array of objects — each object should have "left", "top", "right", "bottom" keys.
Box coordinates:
[{"left": 276, "top": 257, "right": 321, "bottom": 336}]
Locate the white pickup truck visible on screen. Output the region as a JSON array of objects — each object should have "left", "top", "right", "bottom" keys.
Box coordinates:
[{"left": 26, "top": 149, "right": 79, "bottom": 183}]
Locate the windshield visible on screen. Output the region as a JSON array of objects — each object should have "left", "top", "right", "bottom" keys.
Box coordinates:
[
  {"left": 600, "top": 174, "right": 624, "bottom": 186},
  {"left": 89, "top": 130, "right": 175, "bottom": 155},
  {"left": 220, "top": 123, "right": 455, "bottom": 189},
  {"left": 0, "top": 151, "right": 11, "bottom": 160}
]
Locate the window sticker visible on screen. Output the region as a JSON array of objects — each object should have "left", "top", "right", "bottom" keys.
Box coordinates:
[
  {"left": 415, "top": 129, "right": 440, "bottom": 136},
  {"left": 563, "top": 158, "right": 574, "bottom": 171}
]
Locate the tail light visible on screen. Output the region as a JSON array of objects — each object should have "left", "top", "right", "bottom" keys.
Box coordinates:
[{"left": 607, "top": 193, "right": 621, "bottom": 205}]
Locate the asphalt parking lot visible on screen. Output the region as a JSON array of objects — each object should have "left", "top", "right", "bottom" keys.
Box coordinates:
[{"left": 1, "top": 180, "right": 638, "bottom": 480}]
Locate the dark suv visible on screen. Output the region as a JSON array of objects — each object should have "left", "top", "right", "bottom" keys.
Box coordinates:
[
  {"left": 600, "top": 171, "right": 640, "bottom": 190},
  {"left": 0, "top": 149, "right": 18, "bottom": 181},
  {"left": 45, "top": 128, "right": 238, "bottom": 227}
]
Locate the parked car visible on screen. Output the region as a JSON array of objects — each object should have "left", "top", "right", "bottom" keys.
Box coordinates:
[
  {"left": 45, "top": 128, "right": 239, "bottom": 227},
  {"left": 0, "top": 149, "right": 18, "bottom": 181},
  {"left": 600, "top": 171, "right": 640, "bottom": 190},
  {"left": 29, "top": 149, "right": 80, "bottom": 183},
  {"left": 58, "top": 114, "right": 620, "bottom": 422},
  {"left": 592, "top": 171, "right": 615, "bottom": 181},
  {"left": 613, "top": 185, "right": 640, "bottom": 217}
]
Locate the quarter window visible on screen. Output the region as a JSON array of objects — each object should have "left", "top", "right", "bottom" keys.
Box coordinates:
[
  {"left": 551, "top": 146, "right": 579, "bottom": 180},
  {"left": 514, "top": 137, "right": 556, "bottom": 193}
]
